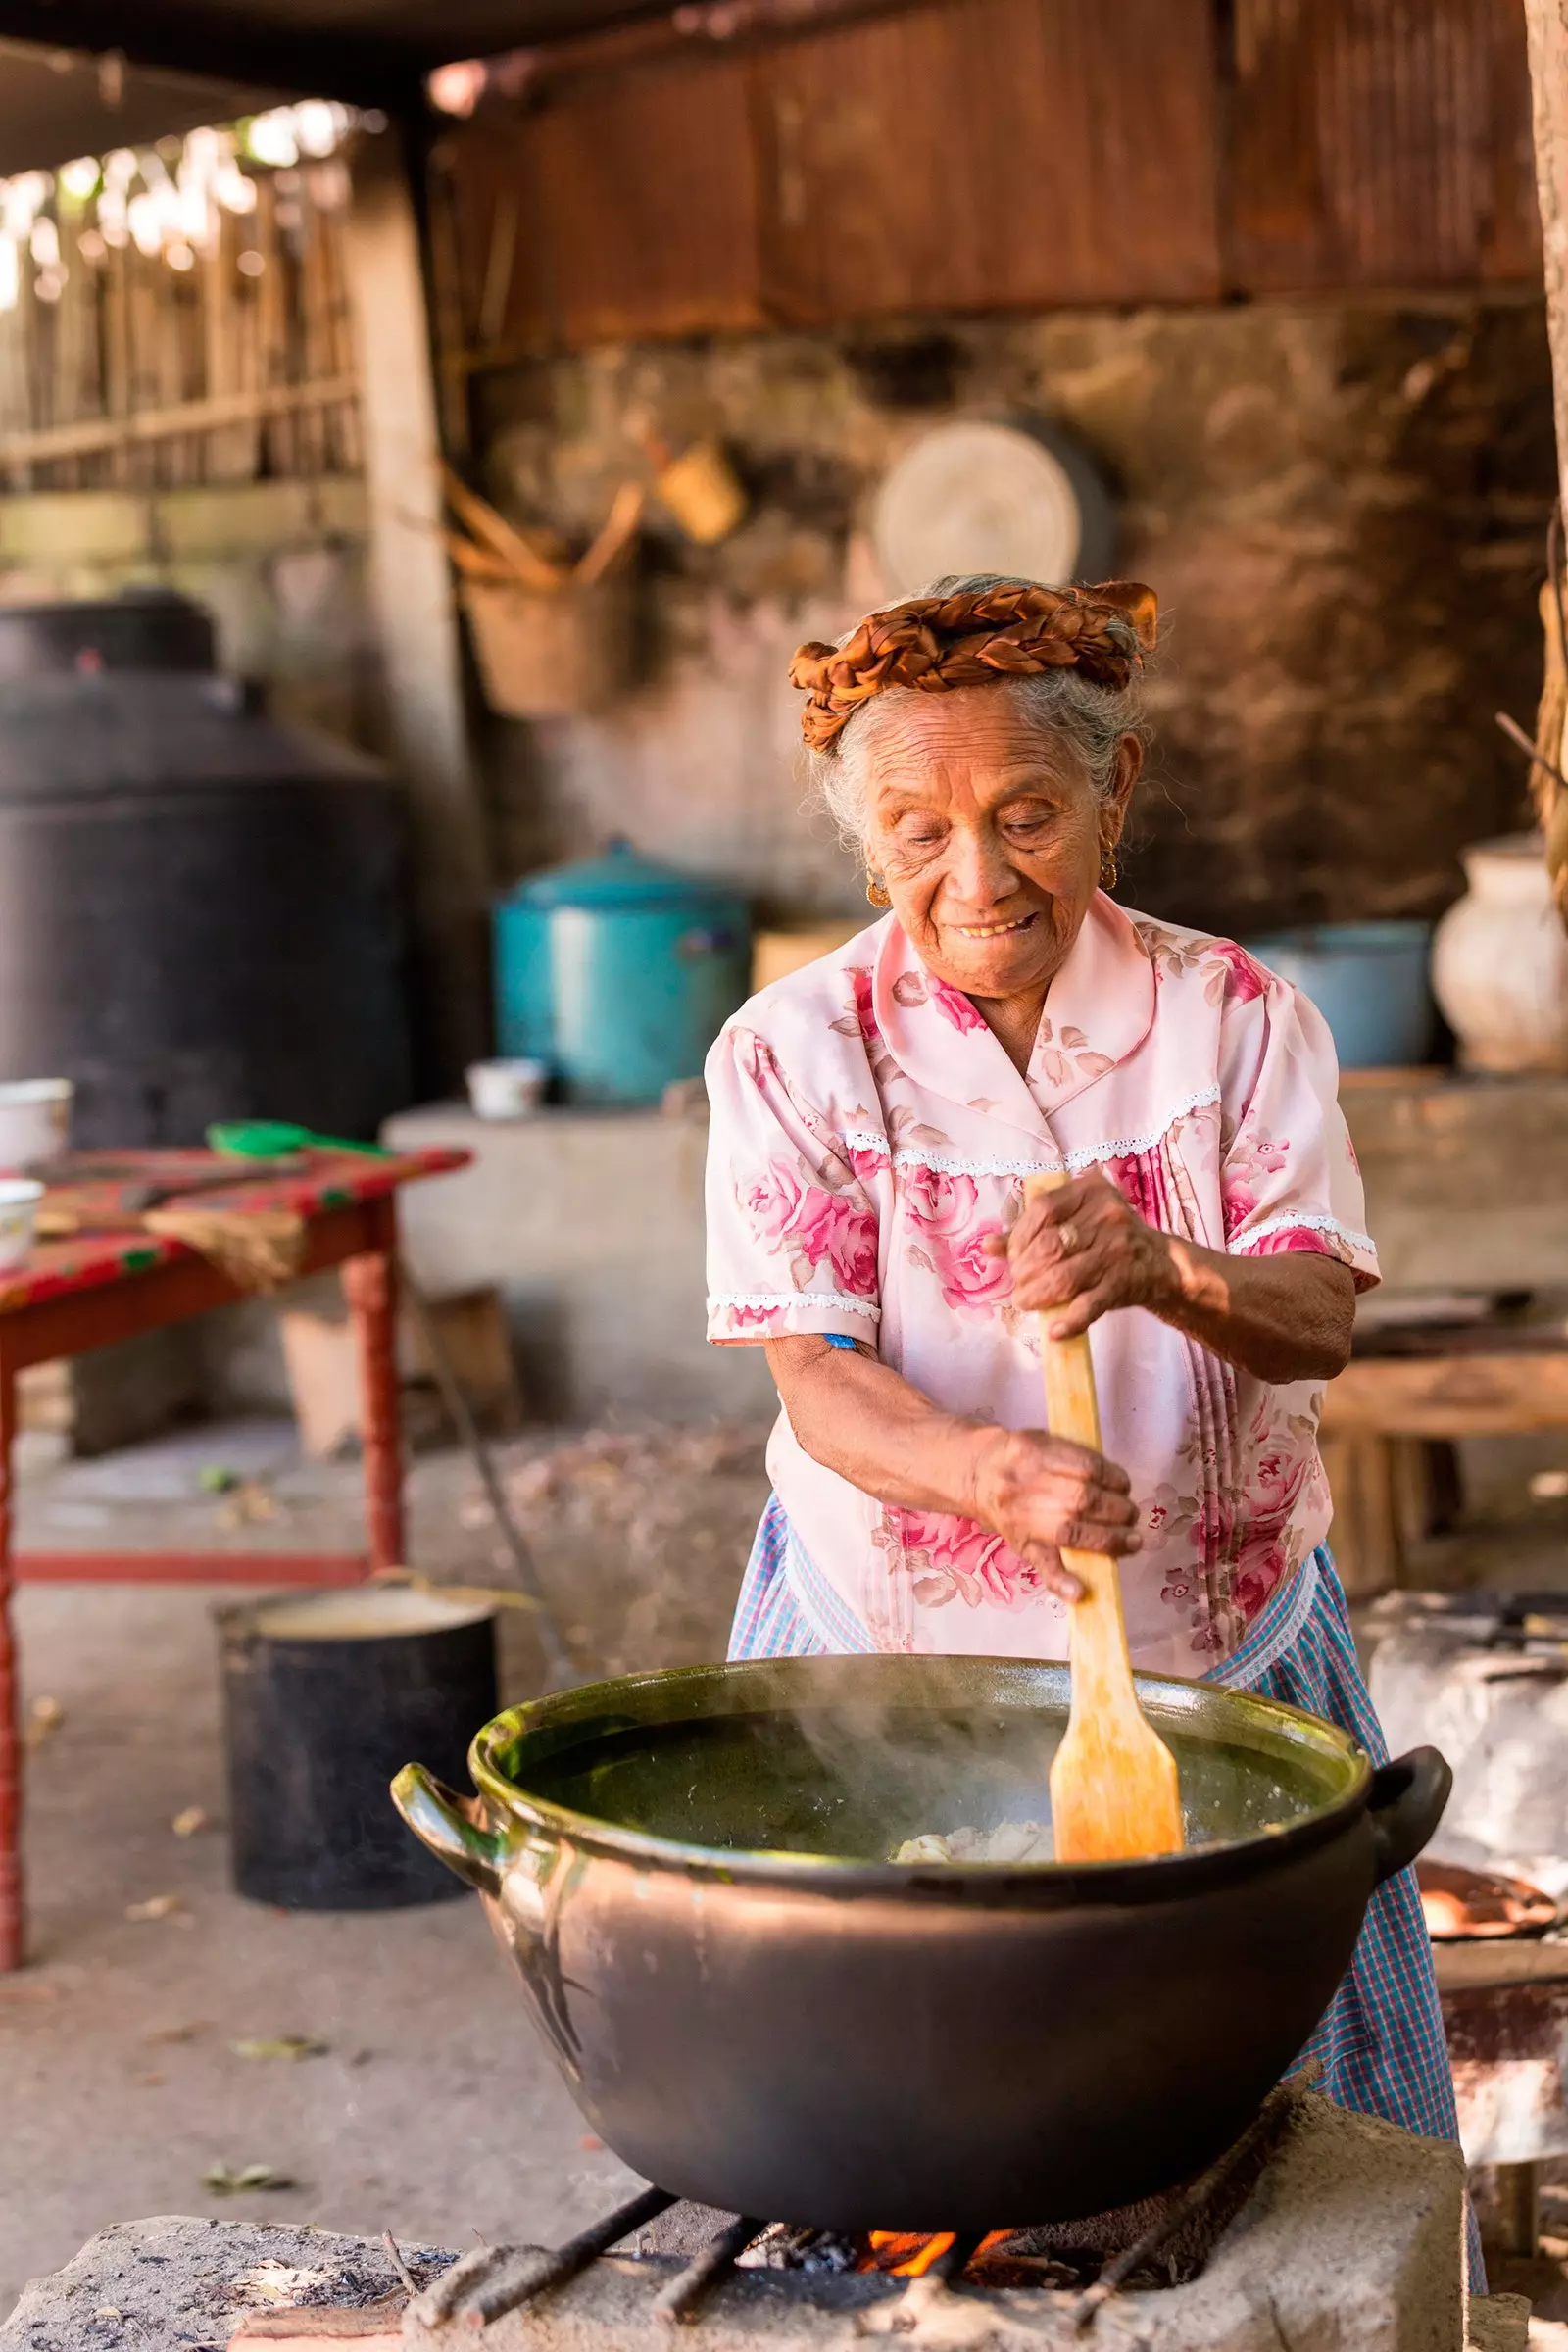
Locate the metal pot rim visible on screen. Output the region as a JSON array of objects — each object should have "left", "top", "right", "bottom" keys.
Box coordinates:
[{"left": 466, "top": 1654, "right": 1374, "bottom": 1903}]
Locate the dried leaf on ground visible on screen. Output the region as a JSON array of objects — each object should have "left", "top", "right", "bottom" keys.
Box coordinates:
[
  {"left": 204, "top": 2161, "right": 299, "bottom": 2196},
  {"left": 22, "top": 1696, "right": 64, "bottom": 1749},
  {"left": 235, "top": 2261, "right": 330, "bottom": 2307},
  {"left": 218, "top": 1479, "right": 279, "bottom": 1529},
  {"left": 171, "top": 1805, "right": 209, "bottom": 1837},
  {"left": 485, "top": 1417, "right": 772, "bottom": 1677},
  {"left": 232, "top": 2034, "right": 328, "bottom": 2062},
  {"left": 125, "top": 1893, "right": 186, "bottom": 1923}
]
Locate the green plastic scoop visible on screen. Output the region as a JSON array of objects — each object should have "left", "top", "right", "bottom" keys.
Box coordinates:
[{"left": 207, "top": 1120, "right": 389, "bottom": 1160}]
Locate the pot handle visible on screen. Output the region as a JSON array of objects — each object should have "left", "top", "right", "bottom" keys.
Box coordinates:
[
  {"left": 1367, "top": 1745, "right": 1452, "bottom": 1886},
  {"left": 391, "top": 1763, "right": 510, "bottom": 1897}
]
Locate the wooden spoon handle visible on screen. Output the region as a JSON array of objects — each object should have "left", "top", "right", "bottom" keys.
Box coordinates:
[
  {"left": 1023, "top": 1171, "right": 1128, "bottom": 1690},
  {"left": 1022, "top": 1170, "right": 1183, "bottom": 1861}
]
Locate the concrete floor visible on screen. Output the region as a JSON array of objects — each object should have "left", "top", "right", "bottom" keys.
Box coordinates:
[
  {"left": 5, "top": 1414, "right": 1568, "bottom": 2323},
  {"left": 1, "top": 1414, "right": 773, "bottom": 2323}
]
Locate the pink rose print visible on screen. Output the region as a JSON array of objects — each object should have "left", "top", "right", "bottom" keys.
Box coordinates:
[
  {"left": 1232, "top": 1543, "right": 1288, "bottom": 1631},
  {"left": 852, "top": 969, "right": 879, "bottom": 1045},
  {"left": 1210, "top": 942, "right": 1269, "bottom": 1004},
  {"left": 1247, "top": 1227, "right": 1336, "bottom": 1261},
  {"left": 929, "top": 976, "right": 988, "bottom": 1036},
  {"left": 726, "top": 1302, "right": 776, "bottom": 1329},
  {"left": 849, "top": 1144, "right": 888, "bottom": 1185},
  {"left": 739, "top": 1160, "right": 808, "bottom": 1243},
  {"left": 803, "top": 1194, "right": 879, "bottom": 1294},
  {"left": 1221, "top": 1169, "right": 1258, "bottom": 1227},
  {"left": 790, "top": 1190, "right": 878, "bottom": 1294},
  {"left": 739, "top": 1161, "right": 879, "bottom": 1299},
  {"left": 905, "top": 1164, "right": 979, "bottom": 1239},
  {"left": 926, "top": 1222, "right": 1012, "bottom": 1312},
  {"left": 888, "top": 1510, "right": 1050, "bottom": 1611},
  {"left": 1102, "top": 1151, "right": 1163, "bottom": 1229}
]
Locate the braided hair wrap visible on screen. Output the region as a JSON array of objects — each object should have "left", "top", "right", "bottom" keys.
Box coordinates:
[{"left": 789, "top": 578, "right": 1158, "bottom": 754}]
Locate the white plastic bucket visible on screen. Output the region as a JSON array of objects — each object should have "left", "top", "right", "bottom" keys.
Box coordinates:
[
  {"left": 0, "top": 1177, "right": 44, "bottom": 1271},
  {"left": 466, "top": 1058, "right": 548, "bottom": 1120},
  {"left": 0, "top": 1079, "right": 72, "bottom": 1171}
]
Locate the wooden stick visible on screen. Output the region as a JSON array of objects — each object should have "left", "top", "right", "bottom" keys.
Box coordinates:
[
  {"left": 0, "top": 374, "right": 359, "bottom": 472},
  {"left": 575, "top": 481, "right": 645, "bottom": 585},
  {"left": 441, "top": 461, "right": 564, "bottom": 590}
]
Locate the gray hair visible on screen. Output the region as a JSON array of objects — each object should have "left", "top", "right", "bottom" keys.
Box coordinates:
[{"left": 808, "top": 572, "right": 1149, "bottom": 853}]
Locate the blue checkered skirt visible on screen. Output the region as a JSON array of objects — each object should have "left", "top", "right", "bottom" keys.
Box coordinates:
[{"left": 729, "top": 1497, "right": 1477, "bottom": 2278}]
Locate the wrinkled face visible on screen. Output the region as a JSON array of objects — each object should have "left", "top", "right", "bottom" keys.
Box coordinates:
[{"left": 858, "top": 689, "right": 1141, "bottom": 1003}]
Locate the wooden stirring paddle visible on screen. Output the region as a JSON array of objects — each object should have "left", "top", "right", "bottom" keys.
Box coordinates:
[{"left": 1024, "top": 1171, "right": 1184, "bottom": 1863}]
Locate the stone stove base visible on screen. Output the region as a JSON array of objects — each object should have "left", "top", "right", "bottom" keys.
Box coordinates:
[{"left": 0, "top": 2098, "right": 1501, "bottom": 2352}]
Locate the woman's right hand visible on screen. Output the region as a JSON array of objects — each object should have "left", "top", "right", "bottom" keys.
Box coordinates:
[{"left": 967, "top": 1427, "right": 1142, "bottom": 1605}]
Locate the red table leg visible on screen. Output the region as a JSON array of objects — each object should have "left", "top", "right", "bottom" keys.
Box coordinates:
[
  {"left": 0, "top": 1351, "right": 22, "bottom": 1969},
  {"left": 342, "top": 1201, "right": 405, "bottom": 1574}
]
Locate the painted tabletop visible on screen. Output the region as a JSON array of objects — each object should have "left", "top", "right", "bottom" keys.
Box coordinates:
[{"left": 0, "top": 1146, "right": 468, "bottom": 1316}]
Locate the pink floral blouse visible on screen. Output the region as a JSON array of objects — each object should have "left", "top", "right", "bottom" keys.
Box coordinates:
[{"left": 704, "top": 894, "right": 1378, "bottom": 1676}]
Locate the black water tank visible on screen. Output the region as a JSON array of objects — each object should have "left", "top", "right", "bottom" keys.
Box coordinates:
[{"left": 0, "top": 588, "right": 412, "bottom": 1146}]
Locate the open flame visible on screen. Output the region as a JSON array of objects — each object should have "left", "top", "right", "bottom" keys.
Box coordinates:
[{"left": 859, "top": 2230, "right": 1015, "bottom": 2278}]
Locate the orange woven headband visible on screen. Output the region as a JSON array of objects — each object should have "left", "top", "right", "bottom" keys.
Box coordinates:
[{"left": 789, "top": 579, "right": 1158, "bottom": 753}]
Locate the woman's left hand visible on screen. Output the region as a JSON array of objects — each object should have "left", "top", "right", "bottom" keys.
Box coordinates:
[{"left": 985, "top": 1171, "right": 1175, "bottom": 1340}]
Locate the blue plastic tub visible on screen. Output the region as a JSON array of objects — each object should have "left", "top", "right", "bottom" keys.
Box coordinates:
[{"left": 1241, "top": 921, "right": 1434, "bottom": 1070}]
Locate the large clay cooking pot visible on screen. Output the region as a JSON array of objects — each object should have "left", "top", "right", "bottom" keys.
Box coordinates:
[{"left": 393, "top": 1655, "right": 1448, "bottom": 2230}]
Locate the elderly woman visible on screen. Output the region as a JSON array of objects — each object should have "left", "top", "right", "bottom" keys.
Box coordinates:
[{"left": 704, "top": 574, "right": 1468, "bottom": 2228}]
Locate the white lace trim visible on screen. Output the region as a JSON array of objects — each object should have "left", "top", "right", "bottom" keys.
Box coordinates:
[
  {"left": 710, "top": 1289, "right": 881, "bottom": 1319},
  {"left": 841, "top": 1086, "right": 1221, "bottom": 1180},
  {"left": 1230, "top": 1210, "right": 1376, "bottom": 1256}
]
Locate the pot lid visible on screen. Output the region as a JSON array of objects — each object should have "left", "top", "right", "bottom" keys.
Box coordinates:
[
  {"left": 871, "top": 417, "right": 1115, "bottom": 599},
  {"left": 501, "top": 837, "right": 742, "bottom": 914}
]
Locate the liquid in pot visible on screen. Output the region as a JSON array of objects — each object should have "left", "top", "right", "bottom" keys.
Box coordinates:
[{"left": 520, "top": 1700, "right": 1332, "bottom": 1863}]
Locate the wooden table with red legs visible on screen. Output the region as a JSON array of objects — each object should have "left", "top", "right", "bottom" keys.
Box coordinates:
[{"left": 0, "top": 1145, "right": 468, "bottom": 1970}]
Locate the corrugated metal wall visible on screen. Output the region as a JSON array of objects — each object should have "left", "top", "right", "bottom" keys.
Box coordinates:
[
  {"left": 439, "top": 0, "right": 1543, "bottom": 359},
  {"left": 1228, "top": 0, "right": 1540, "bottom": 290}
]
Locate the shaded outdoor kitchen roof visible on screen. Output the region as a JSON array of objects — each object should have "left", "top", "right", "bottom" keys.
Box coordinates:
[{"left": 0, "top": 0, "right": 673, "bottom": 171}]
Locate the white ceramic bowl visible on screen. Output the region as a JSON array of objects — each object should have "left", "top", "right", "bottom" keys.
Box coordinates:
[
  {"left": 0, "top": 1078, "right": 73, "bottom": 1171},
  {"left": 0, "top": 1177, "right": 44, "bottom": 1271},
  {"left": 466, "top": 1058, "right": 549, "bottom": 1120}
]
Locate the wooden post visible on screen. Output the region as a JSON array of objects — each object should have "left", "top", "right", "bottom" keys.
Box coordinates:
[
  {"left": 344, "top": 121, "right": 490, "bottom": 1095},
  {"left": 0, "top": 1352, "right": 22, "bottom": 1969},
  {"left": 1524, "top": 2, "right": 1568, "bottom": 922},
  {"left": 342, "top": 1199, "right": 407, "bottom": 1576}
]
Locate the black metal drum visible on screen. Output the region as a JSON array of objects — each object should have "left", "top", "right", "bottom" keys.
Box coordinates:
[{"left": 0, "top": 587, "right": 412, "bottom": 1146}]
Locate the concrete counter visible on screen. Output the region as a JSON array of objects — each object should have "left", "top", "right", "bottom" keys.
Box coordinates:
[
  {"left": 385, "top": 1074, "right": 1568, "bottom": 1422},
  {"left": 382, "top": 1102, "right": 777, "bottom": 1425},
  {"left": 1343, "top": 1073, "right": 1568, "bottom": 1291}
]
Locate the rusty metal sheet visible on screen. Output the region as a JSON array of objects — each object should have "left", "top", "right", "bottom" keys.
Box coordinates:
[
  {"left": 1443, "top": 1974, "right": 1568, "bottom": 2166},
  {"left": 446, "top": 51, "right": 766, "bottom": 354},
  {"left": 754, "top": 0, "right": 1223, "bottom": 324},
  {"left": 1228, "top": 0, "right": 1542, "bottom": 292}
]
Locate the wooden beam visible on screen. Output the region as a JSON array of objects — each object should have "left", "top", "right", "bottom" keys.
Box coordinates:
[
  {"left": 0, "top": 3, "right": 419, "bottom": 104},
  {"left": 0, "top": 375, "right": 357, "bottom": 477},
  {"left": 343, "top": 120, "right": 489, "bottom": 1094},
  {"left": 1527, "top": 0, "right": 1568, "bottom": 518},
  {"left": 1321, "top": 1351, "right": 1568, "bottom": 1439}
]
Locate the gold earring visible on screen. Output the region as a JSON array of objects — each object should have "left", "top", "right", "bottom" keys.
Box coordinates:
[
  {"left": 1099, "top": 846, "right": 1119, "bottom": 891},
  {"left": 866, "top": 872, "right": 892, "bottom": 907}
]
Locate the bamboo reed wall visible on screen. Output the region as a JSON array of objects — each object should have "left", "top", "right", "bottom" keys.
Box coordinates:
[{"left": 0, "top": 113, "right": 365, "bottom": 493}]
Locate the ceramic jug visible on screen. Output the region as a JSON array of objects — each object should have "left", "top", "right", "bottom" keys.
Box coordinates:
[{"left": 1432, "top": 833, "right": 1568, "bottom": 1073}]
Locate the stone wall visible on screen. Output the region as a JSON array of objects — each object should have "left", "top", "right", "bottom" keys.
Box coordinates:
[
  {"left": 0, "top": 477, "right": 383, "bottom": 755},
  {"left": 473, "top": 295, "right": 1557, "bottom": 941}
]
